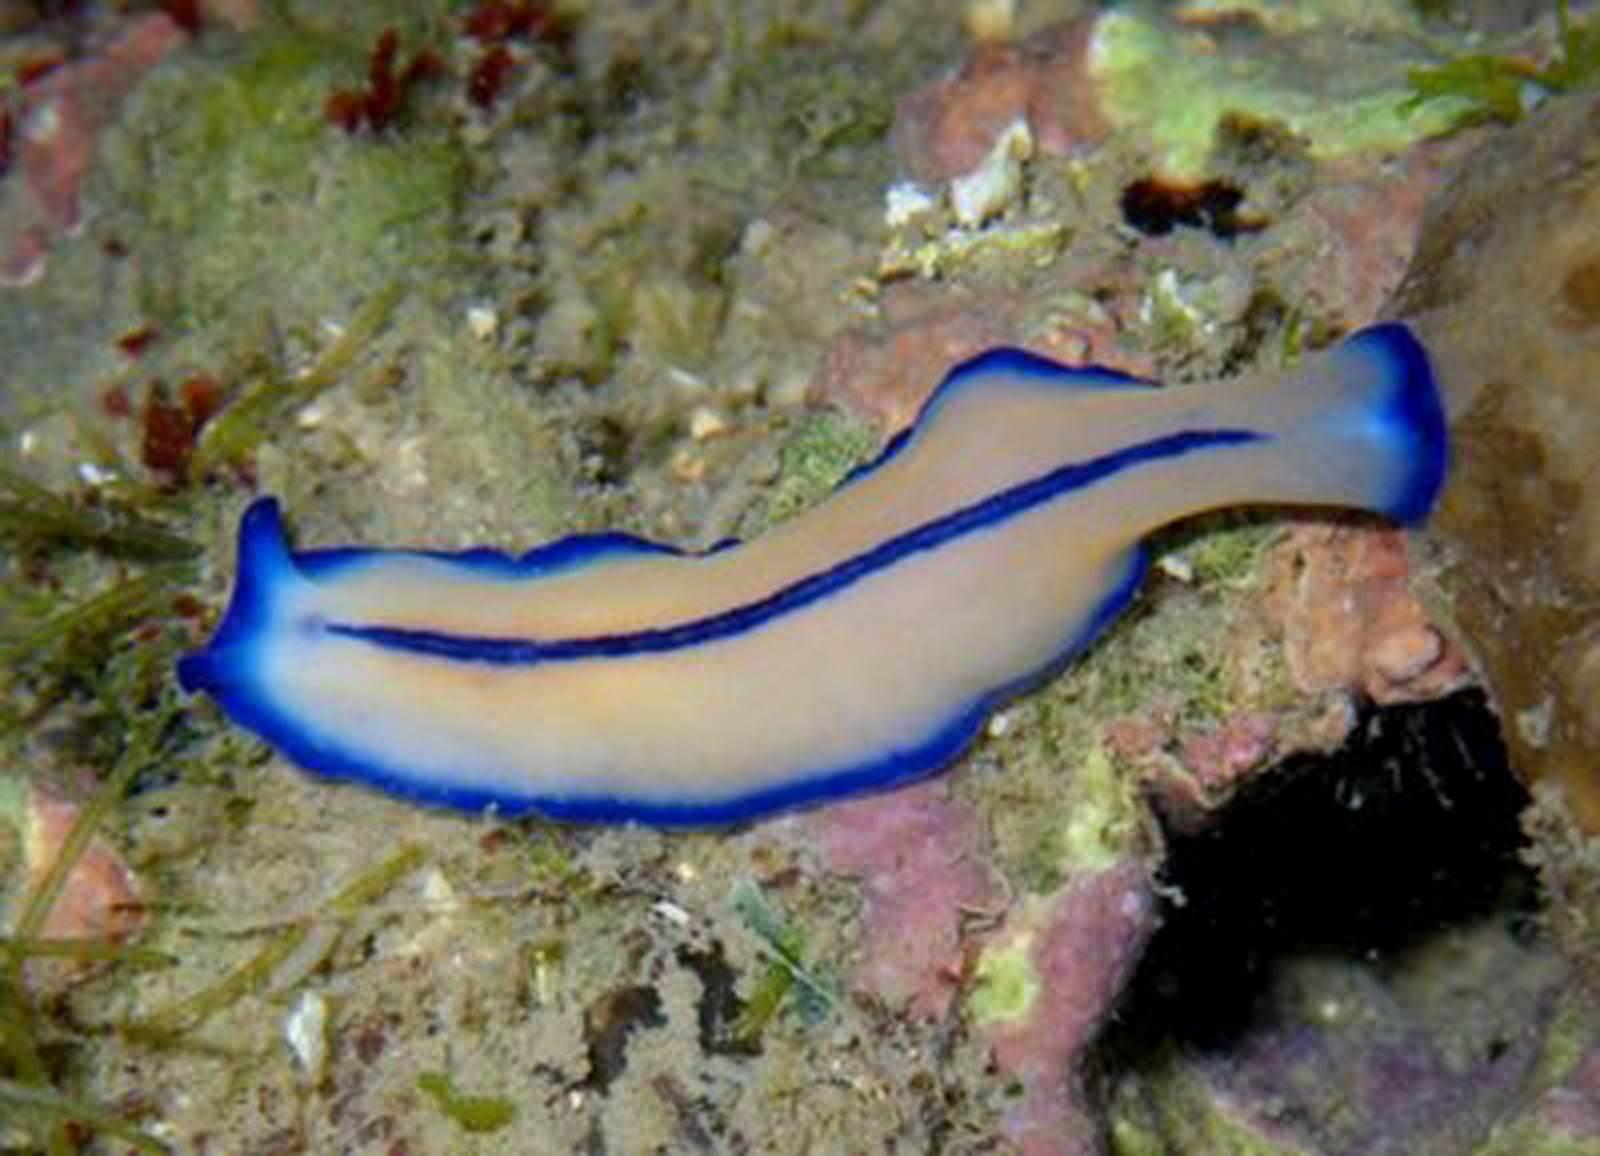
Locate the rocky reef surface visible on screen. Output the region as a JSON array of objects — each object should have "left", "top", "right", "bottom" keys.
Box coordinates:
[
  {"left": 1397, "top": 91, "right": 1600, "bottom": 835},
  {"left": 0, "top": 2, "right": 1596, "bottom": 1154}
]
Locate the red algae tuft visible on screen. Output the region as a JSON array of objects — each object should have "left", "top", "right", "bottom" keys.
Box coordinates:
[
  {"left": 115, "top": 325, "right": 157, "bottom": 358},
  {"left": 466, "top": 44, "right": 517, "bottom": 112},
  {"left": 139, "top": 373, "right": 224, "bottom": 482},
  {"left": 159, "top": 0, "right": 204, "bottom": 38},
  {"left": 463, "top": 0, "right": 568, "bottom": 47},
  {"left": 324, "top": 29, "right": 444, "bottom": 135},
  {"left": 460, "top": 0, "right": 573, "bottom": 112}
]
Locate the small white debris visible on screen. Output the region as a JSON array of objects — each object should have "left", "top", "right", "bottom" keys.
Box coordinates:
[
  {"left": 666, "top": 365, "right": 707, "bottom": 390},
  {"left": 1157, "top": 553, "right": 1195, "bottom": 583},
  {"left": 1516, "top": 697, "right": 1554, "bottom": 749},
  {"left": 964, "top": 0, "right": 1017, "bottom": 44},
  {"left": 688, "top": 405, "right": 728, "bottom": 441},
  {"left": 651, "top": 899, "right": 692, "bottom": 927},
  {"left": 950, "top": 118, "right": 1033, "bottom": 229},
  {"left": 76, "top": 461, "right": 117, "bottom": 487},
  {"left": 986, "top": 710, "right": 1013, "bottom": 739},
  {"left": 24, "top": 101, "right": 60, "bottom": 146},
  {"left": 742, "top": 218, "right": 776, "bottom": 256},
  {"left": 669, "top": 447, "right": 705, "bottom": 483},
  {"left": 466, "top": 303, "right": 499, "bottom": 341},
  {"left": 884, "top": 181, "right": 938, "bottom": 228},
  {"left": 419, "top": 867, "right": 458, "bottom": 907},
  {"left": 284, "top": 990, "right": 330, "bottom": 1082}
]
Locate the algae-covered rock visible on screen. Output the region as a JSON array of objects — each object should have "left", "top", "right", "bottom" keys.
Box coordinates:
[
  {"left": 97, "top": 17, "right": 468, "bottom": 342},
  {"left": 1393, "top": 92, "right": 1600, "bottom": 829},
  {"left": 1087, "top": 6, "right": 1470, "bottom": 178}
]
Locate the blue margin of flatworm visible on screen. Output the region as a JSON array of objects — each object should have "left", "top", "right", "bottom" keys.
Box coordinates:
[{"left": 1346, "top": 321, "right": 1448, "bottom": 525}]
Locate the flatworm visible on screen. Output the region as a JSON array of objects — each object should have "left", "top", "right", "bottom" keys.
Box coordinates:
[{"left": 179, "top": 323, "right": 1446, "bottom": 824}]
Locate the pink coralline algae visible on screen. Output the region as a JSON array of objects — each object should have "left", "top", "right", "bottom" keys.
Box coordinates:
[
  {"left": 1164, "top": 936, "right": 1570, "bottom": 1155},
  {"left": 0, "top": 12, "right": 190, "bottom": 287},
  {"left": 817, "top": 290, "right": 1014, "bottom": 431},
  {"left": 1175, "top": 710, "right": 1280, "bottom": 795},
  {"left": 892, "top": 17, "right": 1107, "bottom": 185},
  {"left": 1291, "top": 143, "right": 1469, "bottom": 328},
  {"left": 981, "top": 860, "right": 1155, "bottom": 1156},
  {"left": 1264, "top": 523, "right": 1470, "bottom": 706},
  {"left": 20, "top": 785, "right": 144, "bottom": 967},
  {"left": 803, "top": 781, "right": 1004, "bottom": 1019},
  {"left": 817, "top": 279, "right": 1153, "bottom": 431},
  {"left": 1529, "top": 1047, "right": 1600, "bottom": 1138}
]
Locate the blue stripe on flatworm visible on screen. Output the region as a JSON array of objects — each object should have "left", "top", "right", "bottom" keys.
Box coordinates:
[{"left": 325, "top": 426, "right": 1264, "bottom": 665}]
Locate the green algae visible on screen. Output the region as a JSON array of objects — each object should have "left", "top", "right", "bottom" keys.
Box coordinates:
[
  {"left": 0, "top": 1077, "right": 168, "bottom": 1154},
  {"left": 1090, "top": 7, "right": 1473, "bottom": 177},
  {"left": 984, "top": 695, "right": 1154, "bottom": 894},
  {"left": 730, "top": 880, "right": 834, "bottom": 1044},
  {"left": 1108, "top": 1068, "right": 1317, "bottom": 1156},
  {"left": 124, "top": 842, "right": 424, "bottom": 1043},
  {"left": 967, "top": 933, "right": 1039, "bottom": 1027},
  {"left": 1155, "top": 515, "right": 1277, "bottom": 591},
  {"left": 1475, "top": 986, "right": 1600, "bottom": 1156},
  {"left": 1405, "top": 53, "right": 1540, "bottom": 126},
  {"left": 630, "top": 274, "right": 730, "bottom": 375},
  {"left": 715, "top": 15, "right": 898, "bottom": 187},
  {"left": 521, "top": 937, "right": 567, "bottom": 1007},
  {"left": 968, "top": 517, "right": 1284, "bottom": 892},
  {"left": 0, "top": 467, "right": 195, "bottom": 561},
  {"left": 0, "top": 668, "right": 178, "bottom": 1154},
  {"left": 0, "top": 567, "right": 188, "bottom": 671},
  {"left": 1056, "top": 743, "right": 1143, "bottom": 872},
  {"left": 756, "top": 411, "right": 879, "bottom": 529},
  {"left": 416, "top": 1070, "right": 516, "bottom": 1134},
  {"left": 1406, "top": 0, "right": 1600, "bottom": 129},
  {"left": 0, "top": 936, "right": 174, "bottom": 968},
  {"left": 104, "top": 22, "right": 469, "bottom": 344}
]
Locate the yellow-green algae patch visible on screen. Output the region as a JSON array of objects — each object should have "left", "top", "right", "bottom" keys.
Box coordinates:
[
  {"left": 756, "top": 411, "right": 880, "bottom": 530},
  {"left": 416, "top": 1070, "right": 516, "bottom": 1134},
  {"left": 1108, "top": 1066, "right": 1320, "bottom": 1156},
  {"left": 968, "top": 929, "right": 1040, "bottom": 1028},
  {"left": 1057, "top": 743, "right": 1144, "bottom": 872},
  {"left": 1088, "top": 7, "right": 1474, "bottom": 177}
]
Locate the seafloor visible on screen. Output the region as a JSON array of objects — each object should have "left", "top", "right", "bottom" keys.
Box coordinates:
[{"left": 0, "top": 1, "right": 1597, "bottom": 1153}]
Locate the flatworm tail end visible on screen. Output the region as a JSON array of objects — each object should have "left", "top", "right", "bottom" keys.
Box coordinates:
[
  {"left": 177, "top": 497, "right": 298, "bottom": 698},
  {"left": 1339, "top": 322, "right": 1448, "bottom": 525}
]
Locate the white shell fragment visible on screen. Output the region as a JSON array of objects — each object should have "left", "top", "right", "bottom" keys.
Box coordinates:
[
  {"left": 284, "top": 989, "right": 330, "bottom": 1082},
  {"left": 950, "top": 118, "right": 1034, "bottom": 229}
]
